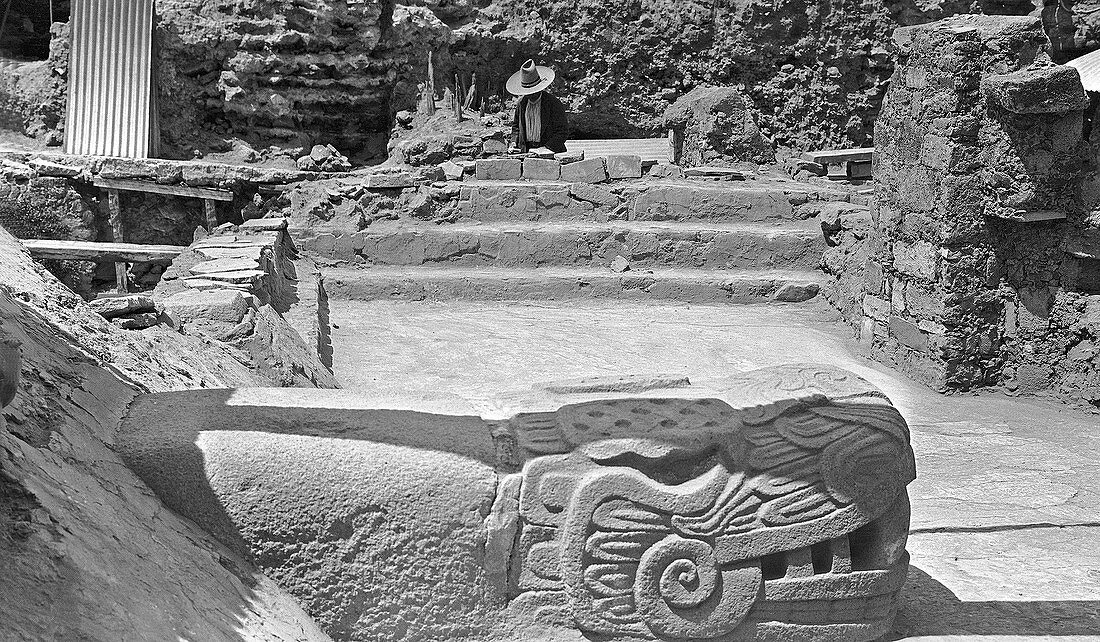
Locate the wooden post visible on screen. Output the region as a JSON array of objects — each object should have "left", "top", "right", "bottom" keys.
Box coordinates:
[
  {"left": 107, "top": 189, "right": 128, "bottom": 293},
  {"left": 454, "top": 73, "right": 464, "bottom": 122},
  {"left": 425, "top": 53, "right": 436, "bottom": 115},
  {"left": 203, "top": 199, "right": 217, "bottom": 230},
  {"left": 464, "top": 72, "right": 478, "bottom": 111}
]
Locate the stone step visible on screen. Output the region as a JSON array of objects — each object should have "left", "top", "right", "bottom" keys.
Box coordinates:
[
  {"left": 323, "top": 265, "right": 824, "bottom": 304},
  {"left": 452, "top": 180, "right": 849, "bottom": 223},
  {"left": 340, "top": 221, "right": 825, "bottom": 271}
]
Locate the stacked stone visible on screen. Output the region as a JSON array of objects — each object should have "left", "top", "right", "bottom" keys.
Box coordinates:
[
  {"left": 869, "top": 15, "right": 1091, "bottom": 391},
  {"left": 158, "top": 218, "right": 289, "bottom": 343},
  {"left": 473, "top": 154, "right": 645, "bottom": 183}
]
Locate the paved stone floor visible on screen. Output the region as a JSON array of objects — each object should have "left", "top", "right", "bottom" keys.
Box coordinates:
[{"left": 330, "top": 299, "right": 1100, "bottom": 641}]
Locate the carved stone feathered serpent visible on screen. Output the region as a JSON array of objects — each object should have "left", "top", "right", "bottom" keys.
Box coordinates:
[{"left": 492, "top": 364, "right": 915, "bottom": 641}]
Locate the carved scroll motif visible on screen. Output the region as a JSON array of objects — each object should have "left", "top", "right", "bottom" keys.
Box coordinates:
[{"left": 505, "top": 365, "right": 916, "bottom": 641}]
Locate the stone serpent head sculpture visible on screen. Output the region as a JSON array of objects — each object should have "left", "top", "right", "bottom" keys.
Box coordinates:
[{"left": 491, "top": 364, "right": 915, "bottom": 641}]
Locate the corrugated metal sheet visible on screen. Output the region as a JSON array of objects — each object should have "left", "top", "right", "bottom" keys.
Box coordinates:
[
  {"left": 1066, "top": 48, "right": 1100, "bottom": 93},
  {"left": 64, "top": 0, "right": 155, "bottom": 158}
]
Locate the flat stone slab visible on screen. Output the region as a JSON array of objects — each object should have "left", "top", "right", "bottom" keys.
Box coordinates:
[
  {"left": 163, "top": 289, "right": 248, "bottom": 324},
  {"left": 189, "top": 258, "right": 262, "bottom": 275},
  {"left": 239, "top": 217, "right": 289, "bottom": 232}
]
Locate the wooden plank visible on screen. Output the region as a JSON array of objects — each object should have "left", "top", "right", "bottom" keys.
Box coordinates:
[
  {"left": 106, "top": 187, "right": 128, "bottom": 292},
  {"left": 204, "top": 199, "right": 217, "bottom": 229},
  {"left": 93, "top": 177, "right": 234, "bottom": 201},
  {"left": 115, "top": 262, "right": 129, "bottom": 293},
  {"left": 568, "top": 138, "right": 670, "bottom": 162},
  {"left": 801, "top": 147, "right": 874, "bottom": 164},
  {"left": 23, "top": 239, "right": 186, "bottom": 262}
]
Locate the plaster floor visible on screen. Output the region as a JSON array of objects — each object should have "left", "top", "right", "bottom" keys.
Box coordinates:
[{"left": 330, "top": 299, "right": 1100, "bottom": 641}]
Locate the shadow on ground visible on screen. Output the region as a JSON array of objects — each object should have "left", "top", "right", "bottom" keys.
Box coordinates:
[{"left": 888, "top": 566, "right": 1100, "bottom": 638}]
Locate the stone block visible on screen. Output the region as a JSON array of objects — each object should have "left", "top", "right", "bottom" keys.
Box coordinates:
[
  {"left": 163, "top": 289, "right": 248, "bottom": 325},
  {"left": 889, "top": 315, "right": 929, "bottom": 352},
  {"left": 366, "top": 172, "right": 415, "bottom": 189},
  {"left": 891, "top": 277, "right": 906, "bottom": 313},
  {"left": 239, "top": 217, "right": 288, "bottom": 232},
  {"left": 863, "top": 294, "right": 890, "bottom": 321},
  {"left": 569, "top": 183, "right": 619, "bottom": 207},
  {"left": 560, "top": 158, "right": 607, "bottom": 183},
  {"left": 482, "top": 138, "right": 508, "bottom": 155},
  {"left": 89, "top": 294, "right": 157, "bottom": 319},
  {"left": 864, "top": 259, "right": 884, "bottom": 295},
  {"left": 983, "top": 64, "right": 1089, "bottom": 114},
  {"left": 189, "top": 258, "right": 261, "bottom": 275},
  {"left": 893, "top": 240, "right": 938, "bottom": 281},
  {"left": 440, "top": 161, "right": 464, "bottom": 181},
  {"left": 522, "top": 158, "right": 561, "bottom": 181},
  {"left": 604, "top": 155, "right": 643, "bottom": 179},
  {"left": 475, "top": 158, "right": 523, "bottom": 181}
]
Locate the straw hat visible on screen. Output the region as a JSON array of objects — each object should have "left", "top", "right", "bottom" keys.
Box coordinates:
[{"left": 506, "top": 59, "right": 555, "bottom": 96}]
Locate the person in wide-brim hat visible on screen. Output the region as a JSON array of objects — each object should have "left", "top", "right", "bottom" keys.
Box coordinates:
[{"left": 507, "top": 59, "right": 570, "bottom": 154}]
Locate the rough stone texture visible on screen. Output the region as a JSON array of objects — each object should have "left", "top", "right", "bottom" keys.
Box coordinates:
[
  {"left": 154, "top": 0, "right": 393, "bottom": 159},
  {"left": 0, "top": 22, "right": 68, "bottom": 144},
  {"left": 446, "top": 0, "right": 1005, "bottom": 149},
  {"left": 0, "top": 225, "right": 331, "bottom": 641},
  {"left": 522, "top": 157, "right": 561, "bottom": 181},
  {"left": 559, "top": 157, "right": 608, "bottom": 184},
  {"left": 856, "top": 14, "right": 1098, "bottom": 395},
  {"left": 476, "top": 158, "right": 523, "bottom": 181},
  {"left": 983, "top": 63, "right": 1090, "bottom": 114},
  {"left": 664, "top": 87, "right": 775, "bottom": 166},
  {"left": 118, "top": 364, "right": 913, "bottom": 642}
]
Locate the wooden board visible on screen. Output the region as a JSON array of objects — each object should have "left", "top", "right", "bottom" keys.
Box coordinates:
[
  {"left": 92, "top": 177, "right": 234, "bottom": 201},
  {"left": 801, "top": 147, "right": 874, "bottom": 164},
  {"left": 567, "top": 138, "right": 671, "bottom": 162},
  {"left": 23, "top": 239, "right": 186, "bottom": 263}
]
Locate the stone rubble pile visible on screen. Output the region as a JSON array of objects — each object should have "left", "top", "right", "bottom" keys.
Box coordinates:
[{"left": 296, "top": 145, "right": 353, "bottom": 173}]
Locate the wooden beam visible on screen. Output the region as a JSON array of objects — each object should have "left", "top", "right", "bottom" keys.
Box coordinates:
[
  {"left": 204, "top": 199, "right": 217, "bottom": 229},
  {"left": 107, "top": 188, "right": 127, "bottom": 293},
  {"left": 801, "top": 147, "right": 874, "bottom": 164},
  {"left": 93, "top": 177, "right": 234, "bottom": 201},
  {"left": 23, "top": 240, "right": 186, "bottom": 263}
]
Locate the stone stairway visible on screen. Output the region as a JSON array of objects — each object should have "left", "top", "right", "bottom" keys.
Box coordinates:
[{"left": 300, "top": 174, "right": 852, "bottom": 305}]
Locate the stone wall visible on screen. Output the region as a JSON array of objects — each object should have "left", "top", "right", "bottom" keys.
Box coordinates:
[
  {"left": 155, "top": 0, "right": 396, "bottom": 159},
  {"left": 861, "top": 14, "right": 1100, "bottom": 407}
]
